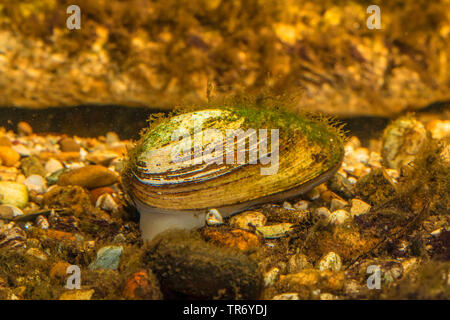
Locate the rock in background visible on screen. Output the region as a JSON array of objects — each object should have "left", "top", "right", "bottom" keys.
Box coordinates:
[{"left": 0, "top": 0, "right": 449, "bottom": 116}]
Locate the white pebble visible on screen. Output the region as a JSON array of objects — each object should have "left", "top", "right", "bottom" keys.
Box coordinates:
[
  {"left": 45, "top": 158, "right": 63, "bottom": 174},
  {"left": 318, "top": 252, "right": 342, "bottom": 272},
  {"left": 24, "top": 175, "right": 46, "bottom": 194},
  {"left": 350, "top": 199, "right": 371, "bottom": 216},
  {"left": 328, "top": 209, "right": 350, "bottom": 225},
  {"left": 206, "top": 208, "right": 223, "bottom": 226},
  {"left": 96, "top": 193, "right": 119, "bottom": 212},
  {"left": 316, "top": 207, "right": 331, "bottom": 219},
  {"left": 294, "top": 200, "right": 309, "bottom": 211},
  {"left": 330, "top": 198, "right": 348, "bottom": 212},
  {"left": 272, "top": 293, "right": 300, "bottom": 300}
]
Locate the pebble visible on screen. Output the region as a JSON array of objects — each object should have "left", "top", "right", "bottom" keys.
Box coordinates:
[
  {"left": 0, "top": 137, "right": 12, "bottom": 147},
  {"left": 58, "top": 137, "right": 81, "bottom": 152},
  {"left": 35, "top": 215, "right": 49, "bottom": 230},
  {"left": 89, "top": 187, "right": 115, "bottom": 204},
  {"left": 328, "top": 209, "right": 350, "bottom": 225},
  {"left": 57, "top": 165, "right": 119, "bottom": 189},
  {"left": 350, "top": 199, "right": 371, "bottom": 216},
  {"left": 0, "top": 181, "right": 29, "bottom": 208},
  {"left": 44, "top": 158, "right": 64, "bottom": 174},
  {"left": 59, "top": 289, "right": 95, "bottom": 300},
  {"left": 123, "top": 270, "right": 163, "bottom": 300},
  {"left": 293, "top": 200, "right": 309, "bottom": 210},
  {"left": 426, "top": 119, "right": 450, "bottom": 139},
  {"left": 229, "top": 210, "right": 266, "bottom": 230},
  {"left": 25, "top": 248, "right": 48, "bottom": 261},
  {"left": 382, "top": 117, "right": 427, "bottom": 169},
  {"left": 287, "top": 253, "right": 312, "bottom": 273},
  {"left": 11, "top": 144, "right": 31, "bottom": 157},
  {"left": 0, "top": 223, "right": 26, "bottom": 249},
  {"left": 330, "top": 198, "right": 348, "bottom": 212},
  {"left": 201, "top": 228, "right": 261, "bottom": 251},
  {"left": 24, "top": 174, "right": 46, "bottom": 194},
  {"left": 89, "top": 245, "right": 123, "bottom": 270},
  {"left": 263, "top": 267, "right": 280, "bottom": 287},
  {"left": 50, "top": 261, "right": 71, "bottom": 280},
  {"left": 17, "top": 122, "right": 33, "bottom": 136},
  {"left": 0, "top": 146, "right": 20, "bottom": 167},
  {"left": 318, "top": 252, "right": 342, "bottom": 272},
  {"left": 272, "top": 293, "right": 300, "bottom": 300},
  {"left": 205, "top": 208, "right": 223, "bottom": 226},
  {"left": 256, "top": 223, "right": 293, "bottom": 239},
  {"left": 0, "top": 205, "right": 23, "bottom": 220},
  {"left": 95, "top": 193, "right": 119, "bottom": 213},
  {"left": 282, "top": 201, "right": 295, "bottom": 210},
  {"left": 320, "top": 293, "right": 337, "bottom": 300},
  {"left": 20, "top": 156, "right": 46, "bottom": 177},
  {"left": 315, "top": 207, "right": 331, "bottom": 219}
]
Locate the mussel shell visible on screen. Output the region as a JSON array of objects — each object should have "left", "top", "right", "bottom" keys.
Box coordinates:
[{"left": 123, "top": 107, "right": 344, "bottom": 215}]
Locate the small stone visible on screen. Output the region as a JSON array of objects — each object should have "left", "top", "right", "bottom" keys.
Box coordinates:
[
  {"left": 318, "top": 252, "right": 342, "bottom": 272},
  {"left": 0, "top": 146, "right": 20, "bottom": 167},
  {"left": 263, "top": 267, "right": 280, "bottom": 287},
  {"left": 57, "top": 165, "right": 119, "bottom": 189},
  {"left": 306, "top": 187, "right": 321, "bottom": 200},
  {"left": 426, "top": 119, "right": 450, "bottom": 140},
  {"left": 58, "top": 137, "right": 81, "bottom": 152},
  {"left": 89, "top": 245, "right": 123, "bottom": 270},
  {"left": 20, "top": 156, "right": 46, "bottom": 177},
  {"left": 350, "top": 199, "right": 371, "bottom": 216},
  {"left": 287, "top": 253, "right": 312, "bottom": 273},
  {"left": 315, "top": 207, "right": 331, "bottom": 219},
  {"left": 282, "top": 201, "right": 294, "bottom": 210},
  {"left": 356, "top": 168, "right": 396, "bottom": 205},
  {"left": 272, "top": 293, "right": 300, "bottom": 300},
  {"left": 0, "top": 205, "right": 23, "bottom": 220},
  {"left": 330, "top": 198, "right": 348, "bottom": 212},
  {"left": 201, "top": 228, "right": 261, "bottom": 251},
  {"left": 353, "top": 147, "right": 370, "bottom": 164},
  {"left": 0, "top": 181, "right": 29, "bottom": 209},
  {"left": 229, "top": 210, "right": 266, "bottom": 230},
  {"left": 59, "top": 289, "right": 95, "bottom": 300},
  {"left": 123, "top": 270, "right": 163, "bottom": 300},
  {"left": 382, "top": 117, "right": 428, "bottom": 169},
  {"left": 35, "top": 215, "right": 49, "bottom": 230},
  {"left": 44, "top": 159, "right": 64, "bottom": 174},
  {"left": 0, "top": 137, "right": 12, "bottom": 147},
  {"left": 50, "top": 261, "right": 71, "bottom": 280},
  {"left": 85, "top": 151, "right": 118, "bottom": 166},
  {"left": 95, "top": 193, "right": 118, "bottom": 213},
  {"left": 24, "top": 174, "right": 46, "bottom": 194},
  {"left": 206, "top": 208, "right": 223, "bottom": 226},
  {"left": 256, "top": 223, "right": 293, "bottom": 239},
  {"left": 89, "top": 187, "right": 115, "bottom": 204},
  {"left": 17, "top": 122, "right": 33, "bottom": 136},
  {"left": 328, "top": 209, "right": 350, "bottom": 225},
  {"left": 293, "top": 200, "right": 309, "bottom": 210},
  {"left": 106, "top": 132, "right": 120, "bottom": 146},
  {"left": 25, "top": 248, "right": 48, "bottom": 261},
  {"left": 11, "top": 144, "right": 31, "bottom": 157},
  {"left": 320, "top": 293, "right": 337, "bottom": 300}
]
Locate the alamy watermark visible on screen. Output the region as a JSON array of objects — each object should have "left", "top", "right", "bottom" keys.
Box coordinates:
[
  {"left": 366, "top": 5, "right": 381, "bottom": 30},
  {"left": 66, "top": 5, "right": 81, "bottom": 30},
  {"left": 169, "top": 117, "right": 280, "bottom": 175},
  {"left": 366, "top": 265, "right": 381, "bottom": 289}
]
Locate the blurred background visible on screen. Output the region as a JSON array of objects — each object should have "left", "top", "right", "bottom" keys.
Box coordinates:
[{"left": 0, "top": 0, "right": 449, "bottom": 136}]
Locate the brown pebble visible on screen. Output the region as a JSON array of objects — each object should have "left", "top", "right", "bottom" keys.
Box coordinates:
[
  {"left": 57, "top": 165, "right": 119, "bottom": 189},
  {"left": 50, "top": 261, "right": 71, "bottom": 280},
  {"left": 58, "top": 137, "right": 81, "bottom": 152},
  {"left": 0, "top": 137, "right": 12, "bottom": 147},
  {"left": 17, "top": 122, "right": 33, "bottom": 136},
  {"left": 0, "top": 146, "right": 20, "bottom": 166},
  {"left": 123, "top": 270, "right": 163, "bottom": 300},
  {"left": 201, "top": 227, "right": 262, "bottom": 251},
  {"left": 89, "top": 187, "right": 115, "bottom": 205},
  {"left": 38, "top": 151, "right": 80, "bottom": 162}
]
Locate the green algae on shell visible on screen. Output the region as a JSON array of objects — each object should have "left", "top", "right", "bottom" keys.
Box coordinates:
[{"left": 122, "top": 106, "right": 345, "bottom": 241}]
